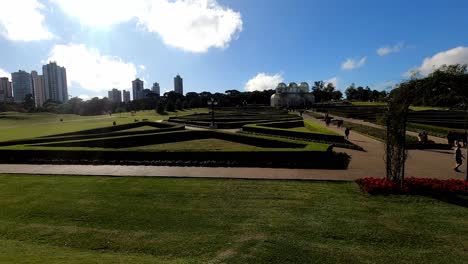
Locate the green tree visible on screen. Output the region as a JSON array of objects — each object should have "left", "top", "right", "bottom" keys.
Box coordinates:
[{"left": 23, "top": 94, "right": 35, "bottom": 112}]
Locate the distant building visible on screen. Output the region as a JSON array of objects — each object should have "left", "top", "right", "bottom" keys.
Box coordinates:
[
  {"left": 270, "top": 82, "right": 315, "bottom": 108},
  {"left": 122, "top": 90, "right": 130, "bottom": 103},
  {"left": 0, "top": 77, "right": 13, "bottom": 102},
  {"left": 152, "top": 82, "right": 160, "bottom": 95},
  {"left": 174, "top": 75, "right": 183, "bottom": 95},
  {"left": 31, "top": 71, "right": 45, "bottom": 107},
  {"left": 108, "top": 88, "right": 122, "bottom": 103},
  {"left": 12, "top": 70, "right": 33, "bottom": 103},
  {"left": 42, "top": 62, "right": 68, "bottom": 102},
  {"left": 132, "top": 78, "right": 144, "bottom": 100}
]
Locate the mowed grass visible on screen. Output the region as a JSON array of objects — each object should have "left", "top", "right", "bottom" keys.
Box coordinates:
[
  {"left": 304, "top": 120, "right": 339, "bottom": 135},
  {"left": 125, "top": 139, "right": 264, "bottom": 151},
  {"left": 0, "top": 175, "right": 466, "bottom": 264},
  {"left": 0, "top": 109, "right": 207, "bottom": 142}
]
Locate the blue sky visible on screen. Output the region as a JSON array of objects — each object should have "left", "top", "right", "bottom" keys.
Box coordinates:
[{"left": 0, "top": 0, "right": 467, "bottom": 100}]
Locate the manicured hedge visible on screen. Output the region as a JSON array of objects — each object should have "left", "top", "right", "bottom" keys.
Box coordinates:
[
  {"left": 260, "top": 120, "right": 305, "bottom": 129},
  {"left": 36, "top": 130, "right": 308, "bottom": 149},
  {"left": 0, "top": 148, "right": 350, "bottom": 169},
  {"left": 41, "top": 121, "right": 179, "bottom": 137},
  {"left": 0, "top": 122, "right": 185, "bottom": 147},
  {"left": 169, "top": 116, "right": 301, "bottom": 129},
  {"left": 242, "top": 124, "right": 349, "bottom": 144}
]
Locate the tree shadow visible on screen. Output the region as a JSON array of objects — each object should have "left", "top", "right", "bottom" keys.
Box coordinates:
[{"left": 431, "top": 194, "right": 468, "bottom": 208}]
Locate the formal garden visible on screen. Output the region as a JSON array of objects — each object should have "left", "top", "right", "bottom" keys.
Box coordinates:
[{"left": 0, "top": 107, "right": 351, "bottom": 169}]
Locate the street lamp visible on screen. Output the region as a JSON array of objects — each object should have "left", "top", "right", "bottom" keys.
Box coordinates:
[{"left": 207, "top": 97, "right": 218, "bottom": 128}]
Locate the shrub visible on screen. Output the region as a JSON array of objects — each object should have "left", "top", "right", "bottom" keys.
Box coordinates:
[
  {"left": 242, "top": 124, "right": 348, "bottom": 144},
  {"left": 356, "top": 177, "right": 468, "bottom": 196}
]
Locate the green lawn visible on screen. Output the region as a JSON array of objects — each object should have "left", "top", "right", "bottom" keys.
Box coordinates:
[
  {"left": 0, "top": 175, "right": 466, "bottom": 264},
  {"left": 351, "top": 101, "right": 387, "bottom": 106},
  {"left": 125, "top": 139, "right": 265, "bottom": 151},
  {"left": 0, "top": 109, "right": 207, "bottom": 142},
  {"left": 304, "top": 120, "right": 339, "bottom": 135}
]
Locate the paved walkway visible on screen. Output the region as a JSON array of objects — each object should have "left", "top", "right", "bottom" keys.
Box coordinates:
[
  {"left": 303, "top": 113, "right": 466, "bottom": 180},
  {"left": 309, "top": 110, "right": 447, "bottom": 144},
  {"left": 0, "top": 115, "right": 465, "bottom": 181}
]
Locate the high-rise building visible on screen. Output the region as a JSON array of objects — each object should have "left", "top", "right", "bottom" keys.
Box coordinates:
[
  {"left": 123, "top": 90, "right": 130, "bottom": 103},
  {"left": 152, "top": 82, "right": 160, "bottom": 95},
  {"left": 0, "top": 77, "right": 13, "bottom": 102},
  {"left": 31, "top": 71, "right": 45, "bottom": 107},
  {"left": 108, "top": 88, "right": 122, "bottom": 103},
  {"left": 12, "top": 70, "right": 33, "bottom": 103},
  {"left": 174, "top": 75, "right": 183, "bottom": 95},
  {"left": 42, "top": 62, "right": 68, "bottom": 103},
  {"left": 132, "top": 78, "right": 144, "bottom": 100}
]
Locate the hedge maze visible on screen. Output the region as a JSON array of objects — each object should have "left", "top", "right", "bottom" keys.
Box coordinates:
[
  {"left": 0, "top": 108, "right": 351, "bottom": 169},
  {"left": 314, "top": 105, "right": 467, "bottom": 129}
]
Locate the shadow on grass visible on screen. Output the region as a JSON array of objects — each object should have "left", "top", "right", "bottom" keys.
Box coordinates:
[{"left": 433, "top": 194, "right": 468, "bottom": 208}]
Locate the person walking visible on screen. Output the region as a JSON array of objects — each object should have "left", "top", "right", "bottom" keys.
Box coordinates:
[
  {"left": 345, "top": 127, "right": 351, "bottom": 140},
  {"left": 454, "top": 143, "right": 465, "bottom": 172}
]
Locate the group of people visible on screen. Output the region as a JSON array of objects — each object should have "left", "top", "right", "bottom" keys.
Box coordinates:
[{"left": 417, "top": 131, "right": 429, "bottom": 144}]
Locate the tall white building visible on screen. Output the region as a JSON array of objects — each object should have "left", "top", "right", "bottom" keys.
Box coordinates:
[
  {"left": 174, "top": 75, "right": 183, "bottom": 95},
  {"left": 132, "top": 78, "right": 144, "bottom": 100},
  {"left": 123, "top": 90, "right": 130, "bottom": 103},
  {"left": 42, "top": 62, "right": 68, "bottom": 103},
  {"left": 31, "top": 71, "right": 45, "bottom": 107},
  {"left": 108, "top": 88, "right": 122, "bottom": 103},
  {"left": 12, "top": 70, "right": 33, "bottom": 103},
  {"left": 152, "top": 82, "right": 160, "bottom": 95},
  {"left": 0, "top": 77, "right": 12, "bottom": 102}
]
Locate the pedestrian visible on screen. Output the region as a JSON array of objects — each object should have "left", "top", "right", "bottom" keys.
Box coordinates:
[
  {"left": 325, "top": 117, "right": 331, "bottom": 127},
  {"left": 422, "top": 131, "right": 428, "bottom": 144},
  {"left": 454, "top": 143, "right": 465, "bottom": 172},
  {"left": 345, "top": 127, "right": 351, "bottom": 139}
]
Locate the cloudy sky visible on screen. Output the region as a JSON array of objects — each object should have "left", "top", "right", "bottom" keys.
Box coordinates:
[{"left": 0, "top": 0, "right": 467, "bottom": 100}]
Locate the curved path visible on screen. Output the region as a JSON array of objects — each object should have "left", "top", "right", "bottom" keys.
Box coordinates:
[
  {"left": 302, "top": 113, "right": 466, "bottom": 180},
  {"left": 0, "top": 115, "right": 465, "bottom": 181}
]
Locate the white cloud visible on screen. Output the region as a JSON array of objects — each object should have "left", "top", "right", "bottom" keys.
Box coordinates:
[
  {"left": 377, "top": 42, "right": 404, "bottom": 56},
  {"left": 0, "top": 68, "right": 10, "bottom": 78},
  {"left": 78, "top": 94, "right": 91, "bottom": 100},
  {"left": 341, "top": 57, "right": 367, "bottom": 70},
  {"left": 404, "top": 46, "right": 468, "bottom": 77},
  {"left": 373, "top": 81, "right": 395, "bottom": 91},
  {"left": 52, "top": 0, "right": 243, "bottom": 53},
  {"left": 46, "top": 43, "right": 138, "bottom": 93},
  {"left": 245, "top": 73, "right": 283, "bottom": 92},
  {"left": 0, "top": 0, "right": 53, "bottom": 41},
  {"left": 139, "top": 65, "right": 146, "bottom": 70},
  {"left": 325, "top": 77, "right": 339, "bottom": 88}
]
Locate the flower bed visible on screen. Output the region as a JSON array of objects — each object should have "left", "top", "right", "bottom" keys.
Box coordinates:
[{"left": 356, "top": 177, "right": 468, "bottom": 195}]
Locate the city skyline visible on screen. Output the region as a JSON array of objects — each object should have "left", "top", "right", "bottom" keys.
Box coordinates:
[
  {"left": 2, "top": 62, "right": 69, "bottom": 105},
  {"left": 0, "top": 0, "right": 467, "bottom": 100}
]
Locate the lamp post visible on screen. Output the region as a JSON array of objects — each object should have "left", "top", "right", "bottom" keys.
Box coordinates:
[{"left": 207, "top": 97, "right": 218, "bottom": 128}]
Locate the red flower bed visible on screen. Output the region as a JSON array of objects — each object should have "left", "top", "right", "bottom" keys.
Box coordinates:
[{"left": 356, "top": 177, "right": 468, "bottom": 195}]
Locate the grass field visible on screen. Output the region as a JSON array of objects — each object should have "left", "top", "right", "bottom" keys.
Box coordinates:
[
  {"left": 0, "top": 175, "right": 466, "bottom": 263},
  {"left": 0, "top": 109, "right": 207, "bottom": 142}
]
